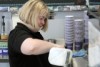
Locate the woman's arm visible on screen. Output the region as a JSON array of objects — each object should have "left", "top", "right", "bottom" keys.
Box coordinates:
[{"left": 21, "top": 38, "right": 64, "bottom": 55}]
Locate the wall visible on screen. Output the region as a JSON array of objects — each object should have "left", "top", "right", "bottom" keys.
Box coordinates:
[
  {"left": 12, "top": 11, "right": 85, "bottom": 40},
  {"left": 40, "top": 11, "right": 85, "bottom": 39}
]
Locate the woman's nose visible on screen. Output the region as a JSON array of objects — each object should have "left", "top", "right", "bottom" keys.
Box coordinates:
[{"left": 42, "top": 20, "right": 45, "bottom": 25}]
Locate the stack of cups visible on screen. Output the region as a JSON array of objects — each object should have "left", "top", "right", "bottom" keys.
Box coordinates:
[
  {"left": 65, "top": 15, "right": 74, "bottom": 50},
  {"left": 83, "top": 10, "right": 89, "bottom": 50},
  {"left": 84, "top": 10, "right": 89, "bottom": 44},
  {"left": 74, "top": 19, "right": 84, "bottom": 51}
]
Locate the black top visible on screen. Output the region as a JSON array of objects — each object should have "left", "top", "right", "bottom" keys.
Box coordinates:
[{"left": 8, "top": 23, "right": 52, "bottom": 67}]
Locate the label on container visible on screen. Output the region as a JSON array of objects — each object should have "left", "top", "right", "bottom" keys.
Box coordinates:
[{"left": 2, "top": 48, "right": 8, "bottom": 59}]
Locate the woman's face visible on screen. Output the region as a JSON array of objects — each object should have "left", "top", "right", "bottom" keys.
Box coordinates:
[{"left": 37, "top": 14, "right": 47, "bottom": 29}]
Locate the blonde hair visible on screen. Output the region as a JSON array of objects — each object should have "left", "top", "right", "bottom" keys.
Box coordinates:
[{"left": 18, "top": 0, "right": 49, "bottom": 32}]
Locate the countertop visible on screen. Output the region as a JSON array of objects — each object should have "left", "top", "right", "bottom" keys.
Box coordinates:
[{"left": 72, "top": 57, "right": 88, "bottom": 67}]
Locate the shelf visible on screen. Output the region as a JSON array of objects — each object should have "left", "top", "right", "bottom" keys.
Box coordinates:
[
  {"left": 0, "top": 4, "right": 22, "bottom": 7},
  {"left": 0, "top": 59, "right": 9, "bottom": 62},
  {"left": 46, "top": 3, "right": 74, "bottom": 6},
  {"left": 0, "top": 0, "right": 27, "bottom": 4},
  {"left": 0, "top": 3, "right": 75, "bottom": 7},
  {"left": 0, "top": 0, "right": 75, "bottom": 6},
  {"left": 0, "top": 40, "right": 8, "bottom": 42},
  {"left": 89, "top": 0, "right": 100, "bottom": 5}
]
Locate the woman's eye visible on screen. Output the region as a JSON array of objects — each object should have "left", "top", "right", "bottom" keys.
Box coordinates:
[
  {"left": 40, "top": 17, "right": 45, "bottom": 21},
  {"left": 40, "top": 17, "right": 43, "bottom": 20},
  {"left": 39, "top": 16, "right": 46, "bottom": 21}
]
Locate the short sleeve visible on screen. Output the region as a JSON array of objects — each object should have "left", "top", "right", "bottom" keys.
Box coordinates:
[{"left": 12, "top": 31, "right": 31, "bottom": 54}]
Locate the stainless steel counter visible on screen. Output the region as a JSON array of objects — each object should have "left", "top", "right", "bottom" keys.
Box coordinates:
[{"left": 72, "top": 57, "right": 88, "bottom": 67}]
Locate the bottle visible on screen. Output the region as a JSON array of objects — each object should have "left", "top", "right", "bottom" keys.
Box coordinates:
[{"left": 1, "top": 16, "right": 8, "bottom": 40}]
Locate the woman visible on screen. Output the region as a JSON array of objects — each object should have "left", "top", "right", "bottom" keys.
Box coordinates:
[{"left": 8, "top": 0, "right": 64, "bottom": 67}]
